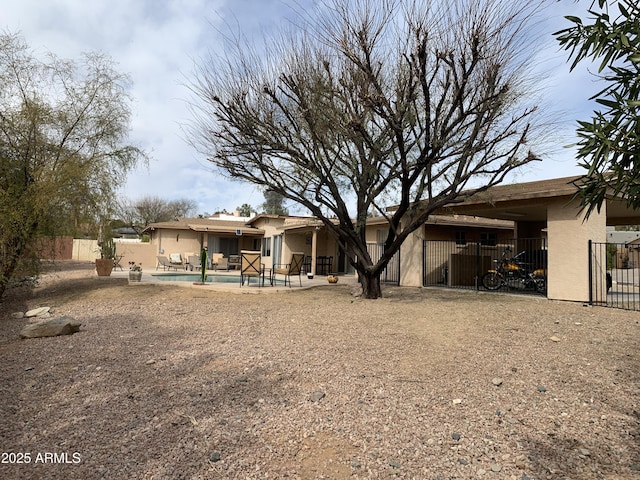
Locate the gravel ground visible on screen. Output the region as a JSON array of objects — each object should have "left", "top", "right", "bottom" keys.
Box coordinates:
[{"left": 0, "top": 261, "right": 639, "bottom": 479}]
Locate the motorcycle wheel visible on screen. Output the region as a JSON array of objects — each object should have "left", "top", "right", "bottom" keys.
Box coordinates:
[
  {"left": 482, "top": 272, "right": 502, "bottom": 290},
  {"left": 535, "top": 278, "right": 546, "bottom": 294}
]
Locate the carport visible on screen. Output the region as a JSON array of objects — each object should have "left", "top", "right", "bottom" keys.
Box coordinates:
[{"left": 432, "top": 176, "right": 640, "bottom": 304}]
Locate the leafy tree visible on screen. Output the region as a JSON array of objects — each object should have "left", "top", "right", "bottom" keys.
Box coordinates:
[
  {"left": 187, "top": 0, "right": 550, "bottom": 298},
  {"left": 261, "top": 190, "right": 289, "bottom": 216},
  {"left": 555, "top": 0, "right": 640, "bottom": 216},
  {"left": 0, "top": 33, "right": 146, "bottom": 296},
  {"left": 236, "top": 203, "right": 253, "bottom": 217}
]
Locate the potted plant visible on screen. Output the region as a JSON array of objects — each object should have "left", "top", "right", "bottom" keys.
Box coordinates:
[
  {"left": 95, "top": 238, "right": 115, "bottom": 277},
  {"left": 327, "top": 274, "right": 338, "bottom": 284},
  {"left": 128, "top": 262, "right": 142, "bottom": 282}
]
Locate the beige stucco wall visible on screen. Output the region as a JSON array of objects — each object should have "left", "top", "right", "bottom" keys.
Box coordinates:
[
  {"left": 399, "top": 226, "right": 423, "bottom": 287},
  {"left": 253, "top": 217, "right": 286, "bottom": 269},
  {"left": 114, "top": 242, "right": 158, "bottom": 271},
  {"left": 152, "top": 229, "right": 202, "bottom": 263},
  {"left": 547, "top": 198, "right": 606, "bottom": 302}
]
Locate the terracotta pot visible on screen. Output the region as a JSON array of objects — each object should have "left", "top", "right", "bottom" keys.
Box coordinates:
[
  {"left": 327, "top": 275, "right": 338, "bottom": 284},
  {"left": 95, "top": 258, "right": 114, "bottom": 277}
]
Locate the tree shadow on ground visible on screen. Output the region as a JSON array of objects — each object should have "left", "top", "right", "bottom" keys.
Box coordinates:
[{"left": 0, "top": 311, "right": 301, "bottom": 480}]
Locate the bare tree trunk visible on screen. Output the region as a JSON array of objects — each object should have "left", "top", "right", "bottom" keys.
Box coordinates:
[
  {"left": 0, "top": 237, "right": 26, "bottom": 299},
  {"left": 359, "top": 271, "right": 382, "bottom": 299}
]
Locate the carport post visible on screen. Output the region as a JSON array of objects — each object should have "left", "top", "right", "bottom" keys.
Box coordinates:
[
  {"left": 588, "top": 239, "right": 593, "bottom": 305},
  {"left": 475, "top": 242, "right": 481, "bottom": 290}
]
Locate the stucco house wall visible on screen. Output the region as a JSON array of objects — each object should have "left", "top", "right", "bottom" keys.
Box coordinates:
[
  {"left": 547, "top": 198, "right": 606, "bottom": 302},
  {"left": 115, "top": 241, "right": 158, "bottom": 271}
]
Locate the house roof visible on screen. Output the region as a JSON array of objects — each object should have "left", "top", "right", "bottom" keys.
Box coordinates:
[
  {"left": 143, "top": 217, "right": 264, "bottom": 236},
  {"left": 456, "top": 176, "right": 581, "bottom": 206},
  {"left": 436, "top": 176, "right": 640, "bottom": 224}
]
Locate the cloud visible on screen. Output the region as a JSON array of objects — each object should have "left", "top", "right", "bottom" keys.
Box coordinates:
[{"left": 2, "top": 0, "right": 600, "bottom": 213}]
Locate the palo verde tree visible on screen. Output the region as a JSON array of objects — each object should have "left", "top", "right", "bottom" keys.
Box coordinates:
[
  {"left": 555, "top": 0, "right": 640, "bottom": 217},
  {"left": 188, "top": 0, "right": 551, "bottom": 298},
  {"left": 0, "top": 33, "right": 146, "bottom": 297}
]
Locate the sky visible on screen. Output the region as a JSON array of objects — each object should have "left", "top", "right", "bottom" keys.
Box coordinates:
[{"left": 2, "top": 0, "right": 600, "bottom": 216}]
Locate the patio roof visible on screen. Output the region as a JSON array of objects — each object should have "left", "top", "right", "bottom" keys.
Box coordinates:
[
  {"left": 143, "top": 218, "right": 264, "bottom": 236},
  {"left": 436, "top": 176, "right": 640, "bottom": 224}
]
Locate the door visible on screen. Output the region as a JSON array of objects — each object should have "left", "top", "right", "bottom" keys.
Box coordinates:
[{"left": 272, "top": 235, "right": 283, "bottom": 267}]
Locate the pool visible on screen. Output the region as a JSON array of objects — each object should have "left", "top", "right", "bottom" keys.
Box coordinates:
[{"left": 151, "top": 273, "right": 240, "bottom": 284}]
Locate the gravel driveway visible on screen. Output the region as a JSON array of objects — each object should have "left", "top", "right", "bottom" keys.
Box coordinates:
[{"left": 1, "top": 262, "right": 639, "bottom": 479}]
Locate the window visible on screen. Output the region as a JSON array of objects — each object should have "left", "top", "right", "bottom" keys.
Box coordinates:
[
  {"left": 262, "top": 237, "right": 271, "bottom": 257},
  {"left": 376, "top": 229, "right": 389, "bottom": 244},
  {"left": 455, "top": 231, "right": 466, "bottom": 245},
  {"left": 480, "top": 232, "right": 497, "bottom": 246},
  {"left": 252, "top": 238, "right": 261, "bottom": 251}
]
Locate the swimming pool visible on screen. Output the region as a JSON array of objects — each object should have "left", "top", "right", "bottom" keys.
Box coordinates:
[{"left": 151, "top": 273, "right": 240, "bottom": 283}]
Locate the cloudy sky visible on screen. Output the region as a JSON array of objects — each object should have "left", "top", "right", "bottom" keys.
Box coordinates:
[{"left": 3, "top": 0, "right": 599, "bottom": 216}]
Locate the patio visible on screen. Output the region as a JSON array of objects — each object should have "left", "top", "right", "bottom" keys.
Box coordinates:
[{"left": 111, "top": 267, "right": 357, "bottom": 293}]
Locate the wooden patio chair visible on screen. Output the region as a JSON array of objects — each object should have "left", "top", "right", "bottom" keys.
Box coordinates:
[
  {"left": 240, "top": 250, "right": 264, "bottom": 286},
  {"left": 272, "top": 252, "right": 305, "bottom": 287}
]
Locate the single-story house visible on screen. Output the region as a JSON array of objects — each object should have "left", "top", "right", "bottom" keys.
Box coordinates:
[{"left": 135, "top": 175, "right": 639, "bottom": 305}]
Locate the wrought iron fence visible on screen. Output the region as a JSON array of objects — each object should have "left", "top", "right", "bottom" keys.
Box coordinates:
[
  {"left": 366, "top": 243, "right": 400, "bottom": 285},
  {"left": 423, "top": 238, "right": 547, "bottom": 296},
  {"left": 589, "top": 241, "right": 640, "bottom": 311}
]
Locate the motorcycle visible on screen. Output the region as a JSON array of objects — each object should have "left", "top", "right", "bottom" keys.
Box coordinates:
[{"left": 482, "top": 247, "right": 546, "bottom": 294}]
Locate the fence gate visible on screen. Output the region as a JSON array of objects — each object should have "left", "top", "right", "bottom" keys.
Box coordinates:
[
  {"left": 589, "top": 241, "right": 640, "bottom": 311},
  {"left": 423, "top": 238, "right": 547, "bottom": 296},
  {"left": 366, "top": 243, "right": 400, "bottom": 285}
]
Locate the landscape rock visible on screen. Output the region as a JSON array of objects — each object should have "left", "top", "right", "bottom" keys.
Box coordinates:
[
  {"left": 11, "top": 312, "right": 25, "bottom": 319},
  {"left": 25, "top": 306, "right": 51, "bottom": 318},
  {"left": 20, "top": 316, "right": 81, "bottom": 339},
  {"left": 309, "top": 391, "right": 325, "bottom": 402},
  {"left": 550, "top": 336, "right": 561, "bottom": 342},
  {"left": 492, "top": 377, "right": 503, "bottom": 387}
]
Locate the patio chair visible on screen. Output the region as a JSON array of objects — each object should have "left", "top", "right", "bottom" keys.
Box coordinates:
[
  {"left": 228, "top": 254, "right": 241, "bottom": 270},
  {"left": 215, "top": 257, "right": 229, "bottom": 271},
  {"left": 187, "top": 255, "right": 201, "bottom": 271},
  {"left": 169, "top": 253, "right": 187, "bottom": 270},
  {"left": 156, "top": 255, "right": 180, "bottom": 271},
  {"left": 240, "top": 250, "right": 265, "bottom": 287},
  {"left": 272, "top": 252, "right": 305, "bottom": 287}
]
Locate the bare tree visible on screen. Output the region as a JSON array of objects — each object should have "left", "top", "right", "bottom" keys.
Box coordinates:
[
  {"left": 187, "top": 0, "right": 552, "bottom": 298},
  {"left": 118, "top": 196, "right": 197, "bottom": 232}
]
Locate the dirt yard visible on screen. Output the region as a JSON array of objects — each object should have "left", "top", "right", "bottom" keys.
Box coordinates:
[{"left": 1, "top": 261, "right": 639, "bottom": 479}]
